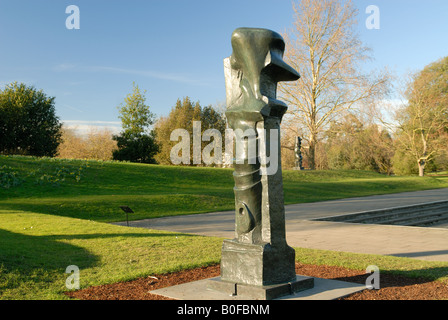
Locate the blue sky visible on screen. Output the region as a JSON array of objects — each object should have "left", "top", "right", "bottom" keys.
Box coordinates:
[{"left": 0, "top": 0, "right": 447, "bottom": 133}]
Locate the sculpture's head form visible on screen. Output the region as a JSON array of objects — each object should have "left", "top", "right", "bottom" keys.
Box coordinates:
[{"left": 224, "top": 28, "right": 300, "bottom": 130}]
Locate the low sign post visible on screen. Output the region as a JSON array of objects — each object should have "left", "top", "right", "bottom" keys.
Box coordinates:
[{"left": 119, "top": 206, "right": 134, "bottom": 227}]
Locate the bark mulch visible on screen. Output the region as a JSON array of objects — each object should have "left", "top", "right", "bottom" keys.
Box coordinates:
[{"left": 65, "top": 263, "right": 448, "bottom": 300}]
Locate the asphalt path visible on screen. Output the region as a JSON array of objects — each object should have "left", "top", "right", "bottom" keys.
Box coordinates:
[{"left": 114, "top": 188, "right": 448, "bottom": 261}]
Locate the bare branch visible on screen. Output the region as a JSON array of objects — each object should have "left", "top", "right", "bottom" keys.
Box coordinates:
[{"left": 279, "top": 0, "right": 391, "bottom": 169}]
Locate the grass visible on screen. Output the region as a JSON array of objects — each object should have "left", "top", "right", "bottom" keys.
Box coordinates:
[
  {"left": 1, "top": 155, "right": 447, "bottom": 222},
  {"left": 295, "top": 248, "right": 448, "bottom": 283},
  {"left": 1, "top": 155, "right": 448, "bottom": 299},
  {"left": 428, "top": 171, "right": 448, "bottom": 182},
  {"left": 1, "top": 209, "right": 447, "bottom": 300},
  {"left": 0, "top": 210, "right": 223, "bottom": 299}
]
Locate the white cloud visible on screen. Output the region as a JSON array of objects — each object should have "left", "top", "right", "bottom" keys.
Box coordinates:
[
  {"left": 89, "top": 65, "right": 206, "bottom": 86},
  {"left": 53, "top": 64, "right": 77, "bottom": 72},
  {"left": 62, "top": 120, "right": 122, "bottom": 136},
  {"left": 52, "top": 63, "right": 212, "bottom": 86},
  {"left": 63, "top": 120, "right": 121, "bottom": 125}
]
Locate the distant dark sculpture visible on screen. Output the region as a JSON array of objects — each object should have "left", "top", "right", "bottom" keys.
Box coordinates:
[
  {"left": 294, "top": 136, "right": 304, "bottom": 170},
  {"left": 208, "top": 28, "right": 314, "bottom": 299}
]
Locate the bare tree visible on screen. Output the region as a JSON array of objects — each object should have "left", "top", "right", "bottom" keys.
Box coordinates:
[
  {"left": 279, "top": 0, "right": 390, "bottom": 169},
  {"left": 85, "top": 127, "right": 118, "bottom": 161},
  {"left": 57, "top": 126, "right": 86, "bottom": 159},
  {"left": 57, "top": 126, "right": 118, "bottom": 161}
]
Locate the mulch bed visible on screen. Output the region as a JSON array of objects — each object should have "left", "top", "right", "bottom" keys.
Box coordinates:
[{"left": 65, "top": 263, "right": 448, "bottom": 300}]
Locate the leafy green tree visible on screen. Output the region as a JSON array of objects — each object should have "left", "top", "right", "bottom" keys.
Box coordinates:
[
  {"left": 113, "top": 131, "right": 158, "bottom": 164},
  {"left": 0, "top": 82, "right": 62, "bottom": 157},
  {"left": 117, "top": 82, "right": 155, "bottom": 136},
  {"left": 113, "top": 83, "right": 159, "bottom": 163}
]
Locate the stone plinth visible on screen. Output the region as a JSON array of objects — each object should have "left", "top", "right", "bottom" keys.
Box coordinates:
[{"left": 207, "top": 275, "right": 314, "bottom": 300}]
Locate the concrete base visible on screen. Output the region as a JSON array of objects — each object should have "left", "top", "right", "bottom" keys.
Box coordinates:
[
  {"left": 207, "top": 275, "right": 314, "bottom": 300},
  {"left": 220, "top": 240, "right": 296, "bottom": 287},
  {"left": 150, "top": 276, "right": 366, "bottom": 300}
]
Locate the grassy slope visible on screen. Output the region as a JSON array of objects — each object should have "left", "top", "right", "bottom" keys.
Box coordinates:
[
  {"left": 1, "top": 156, "right": 448, "bottom": 299},
  {"left": 1, "top": 155, "right": 447, "bottom": 222}
]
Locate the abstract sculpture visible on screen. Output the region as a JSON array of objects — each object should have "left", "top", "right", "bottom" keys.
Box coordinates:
[
  {"left": 294, "top": 136, "right": 304, "bottom": 170},
  {"left": 208, "top": 27, "right": 314, "bottom": 299}
]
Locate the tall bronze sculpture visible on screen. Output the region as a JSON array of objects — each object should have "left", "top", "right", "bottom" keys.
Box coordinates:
[
  {"left": 294, "top": 136, "right": 304, "bottom": 170},
  {"left": 208, "top": 28, "right": 314, "bottom": 299}
]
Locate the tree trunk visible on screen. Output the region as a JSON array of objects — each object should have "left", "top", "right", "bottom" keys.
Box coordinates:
[
  {"left": 308, "top": 133, "right": 316, "bottom": 170},
  {"left": 419, "top": 130, "right": 427, "bottom": 177},
  {"left": 418, "top": 159, "right": 425, "bottom": 177}
]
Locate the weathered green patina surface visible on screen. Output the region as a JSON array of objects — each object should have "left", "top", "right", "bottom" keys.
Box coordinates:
[{"left": 217, "top": 28, "right": 311, "bottom": 293}]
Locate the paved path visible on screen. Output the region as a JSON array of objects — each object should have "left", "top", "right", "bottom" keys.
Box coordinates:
[{"left": 115, "top": 188, "right": 448, "bottom": 262}]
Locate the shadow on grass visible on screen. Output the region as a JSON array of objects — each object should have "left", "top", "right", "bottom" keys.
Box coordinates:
[
  {"left": 0, "top": 228, "right": 100, "bottom": 291},
  {"left": 0, "top": 194, "right": 235, "bottom": 223}
]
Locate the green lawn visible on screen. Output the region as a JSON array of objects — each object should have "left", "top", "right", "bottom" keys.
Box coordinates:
[
  {"left": 1, "top": 155, "right": 448, "bottom": 300},
  {"left": 428, "top": 171, "right": 448, "bottom": 182},
  {"left": 0, "top": 209, "right": 223, "bottom": 299},
  {"left": 1, "top": 155, "right": 447, "bottom": 222},
  {"left": 1, "top": 209, "right": 447, "bottom": 300}
]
